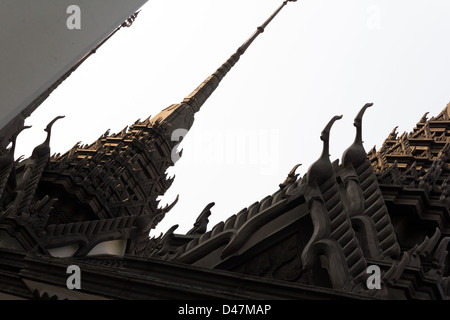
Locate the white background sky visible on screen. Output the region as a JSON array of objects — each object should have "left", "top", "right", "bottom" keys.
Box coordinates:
[{"left": 14, "top": 0, "right": 450, "bottom": 236}]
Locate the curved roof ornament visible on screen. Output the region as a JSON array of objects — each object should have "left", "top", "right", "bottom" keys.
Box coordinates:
[
  {"left": 307, "top": 115, "right": 343, "bottom": 186},
  {"left": 187, "top": 202, "right": 215, "bottom": 236},
  {"left": 388, "top": 126, "right": 398, "bottom": 140},
  {"left": 31, "top": 116, "right": 65, "bottom": 158},
  {"left": 321, "top": 115, "right": 343, "bottom": 157},
  {"left": 45, "top": 115, "right": 65, "bottom": 135},
  {"left": 0, "top": 126, "right": 32, "bottom": 196},
  {"left": 420, "top": 112, "right": 429, "bottom": 123},
  {"left": 7, "top": 125, "right": 32, "bottom": 154},
  {"left": 354, "top": 103, "right": 373, "bottom": 145},
  {"left": 342, "top": 103, "right": 373, "bottom": 167},
  {"left": 279, "top": 163, "right": 302, "bottom": 189}
]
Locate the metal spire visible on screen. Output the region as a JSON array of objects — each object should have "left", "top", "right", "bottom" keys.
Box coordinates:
[
  {"left": 183, "top": 0, "right": 297, "bottom": 112},
  {"left": 151, "top": 1, "right": 296, "bottom": 130}
]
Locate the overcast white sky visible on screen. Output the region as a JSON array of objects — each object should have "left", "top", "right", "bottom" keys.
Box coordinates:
[{"left": 14, "top": 0, "right": 450, "bottom": 236}]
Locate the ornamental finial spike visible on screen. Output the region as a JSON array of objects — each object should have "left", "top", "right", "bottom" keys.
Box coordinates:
[{"left": 182, "top": 0, "right": 297, "bottom": 112}]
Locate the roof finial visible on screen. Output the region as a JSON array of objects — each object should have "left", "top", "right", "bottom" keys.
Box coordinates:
[
  {"left": 321, "top": 115, "right": 343, "bottom": 158},
  {"left": 237, "top": 0, "right": 297, "bottom": 55},
  {"left": 342, "top": 103, "right": 373, "bottom": 167},
  {"left": 306, "top": 115, "right": 342, "bottom": 186},
  {"left": 354, "top": 103, "right": 373, "bottom": 145},
  {"left": 183, "top": 0, "right": 297, "bottom": 112},
  {"left": 150, "top": 1, "right": 296, "bottom": 140}
]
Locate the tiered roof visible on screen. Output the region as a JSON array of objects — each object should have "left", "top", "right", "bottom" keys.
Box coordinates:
[
  {"left": 0, "top": 0, "right": 296, "bottom": 259},
  {"left": 1, "top": 1, "right": 450, "bottom": 300}
]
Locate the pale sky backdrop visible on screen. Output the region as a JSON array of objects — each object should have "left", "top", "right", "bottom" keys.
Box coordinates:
[{"left": 14, "top": 0, "right": 450, "bottom": 236}]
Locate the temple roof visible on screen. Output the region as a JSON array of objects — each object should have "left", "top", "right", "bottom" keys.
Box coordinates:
[
  {"left": 0, "top": 0, "right": 296, "bottom": 259},
  {"left": 2, "top": 1, "right": 450, "bottom": 300},
  {"left": 368, "top": 103, "right": 450, "bottom": 198},
  {"left": 139, "top": 103, "right": 450, "bottom": 299}
]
